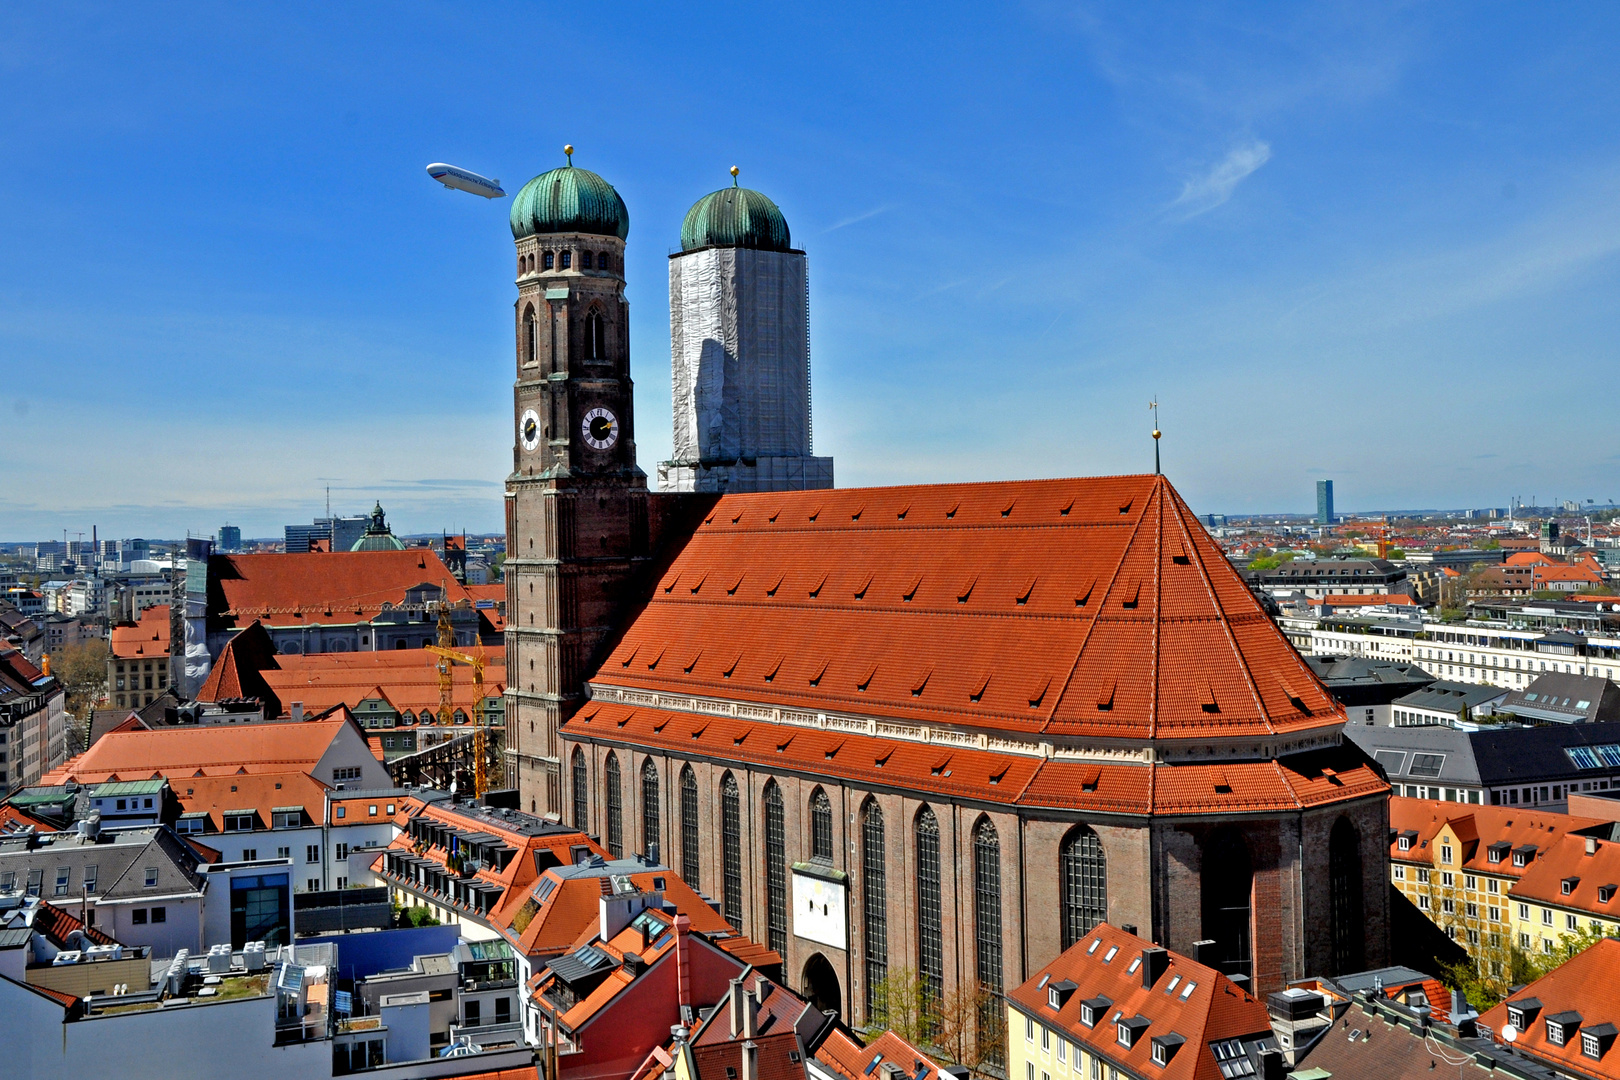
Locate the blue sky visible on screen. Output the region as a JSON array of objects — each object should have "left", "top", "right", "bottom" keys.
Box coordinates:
[{"left": 4, "top": 3, "right": 1620, "bottom": 540}]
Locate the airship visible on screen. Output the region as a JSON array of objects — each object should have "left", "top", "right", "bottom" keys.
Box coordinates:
[{"left": 426, "top": 163, "right": 506, "bottom": 199}]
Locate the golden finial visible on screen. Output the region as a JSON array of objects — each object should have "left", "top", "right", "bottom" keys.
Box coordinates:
[
  {"left": 1149, "top": 399, "right": 1162, "bottom": 474},
  {"left": 564, "top": 144, "right": 574, "bottom": 165},
  {"left": 730, "top": 165, "right": 740, "bottom": 187}
]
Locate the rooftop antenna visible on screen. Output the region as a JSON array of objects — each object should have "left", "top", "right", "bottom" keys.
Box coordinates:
[
  {"left": 1149, "top": 398, "right": 1161, "bottom": 475},
  {"left": 326, "top": 485, "right": 331, "bottom": 519}
]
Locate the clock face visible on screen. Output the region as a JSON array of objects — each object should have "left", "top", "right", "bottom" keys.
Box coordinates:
[
  {"left": 582, "top": 407, "right": 619, "bottom": 450},
  {"left": 520, "top": 408, "right": 541, "bottom": 452}
]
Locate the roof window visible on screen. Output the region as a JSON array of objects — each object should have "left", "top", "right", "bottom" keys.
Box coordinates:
[
  {"left": 1562, "top": 877, "right": 1580, "bottom": 896},
  {"left": 1151, "top": 1034, "right": 1186, "bottom": 1067},
  {"left": 1103, "top": 946, "right": 1118, "bottom": 963},
  {"left": 1079, "top": 996, "right": 1110, "bottom": 1028},
  {"left": 1087, "top": 938, "right": 1101, "bottom": 955},
  {"left": 1178, "top": 981, "right": 1196, "bottom": 1001},
  {"left": 1212, "top": 1039, "right": 1255, "bottom": 1078}
]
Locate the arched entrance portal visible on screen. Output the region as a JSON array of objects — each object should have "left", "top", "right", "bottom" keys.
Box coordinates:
[{"left": 801, "top": 953, "right": 842, "bottom": 1019}]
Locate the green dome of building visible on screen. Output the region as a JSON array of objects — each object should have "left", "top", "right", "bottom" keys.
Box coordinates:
[
  {"left": 351, "top": 501, "right": 406, "bottom": 552},
  {"left": 681, "top": 174, "right": 792, "bottom": 253},
  {"left": 509, "top": 154, "right": 629, "bottom": 241}
]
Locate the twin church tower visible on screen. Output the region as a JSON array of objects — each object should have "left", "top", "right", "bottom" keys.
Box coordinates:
[{"left": 503, "top": 151, "right": 831, "bottom": 808}]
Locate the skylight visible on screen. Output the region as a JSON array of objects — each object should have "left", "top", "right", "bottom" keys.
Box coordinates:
[
  {"left": 1179, "top": 981, "right": 1196, "bottom": 1000},
  {"left": 1104, "top": 946, "right": 1119, "bottom": 963}
]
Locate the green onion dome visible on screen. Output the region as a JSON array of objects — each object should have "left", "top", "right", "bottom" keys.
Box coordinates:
[
  {"left": 680, "top": 173, "right": 791, "bottom": 252},
  {"left": 509, "top": 155, "right": 629, "bottom": 241}
]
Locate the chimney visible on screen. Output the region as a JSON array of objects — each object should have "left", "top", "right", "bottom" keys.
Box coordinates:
[
  {"left": 741, "top": 1041, "right": 758, "bottom": 1080},
  {"left": 675, "top": 915, "right": 694, "bottom": 1011},
  {"left": 1141, "top": 947, "right": 1170, "bottom": 989},
  {"left": 291, "top": 701, "right": 304, "bottom": 722},
  {"left": 1259, "top": 1049, "right": 1285, "bottom": 1080},
  {"left": 1587, "top": 836, "right": 1599, "bottom": 856},
  {"left": 1193, "top": 940, "right": 1218, "bottom": 967},
  {"left": 742, "top": 981, "right": 760, "bottom": 1039},
  {"left": 729, "top": 977, "right": 746, "bottom": 1038}
]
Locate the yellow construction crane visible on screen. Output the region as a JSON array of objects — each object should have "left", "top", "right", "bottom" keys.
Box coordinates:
[{"left": 427, "top": 598, "right": 491, "bottom": 797}]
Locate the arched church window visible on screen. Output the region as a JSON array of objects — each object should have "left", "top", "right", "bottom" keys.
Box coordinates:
[
  {"left": 604, "top": 752, "right": 623, "bottom": 858},
  {"left": 916, "top": 807, "right": 944, "bottom": 1031},
  {"left": 861, "top": 799, "right": 887, "bottom": 1017},
  {"left": 721, "top": 773, "right": 743, "bottom": 930},
  {"left": 1060, "top": 825, "right": 1107, "bottom": 948},
  {"left": 1200, "top": 828, "right": 1254, "bottom": 984},
  {"left": 810, "top": 788, "right": 833, "bottom": 861},
  {"left": 764, "top": 780, "right": 787, "bottom": 956},
  {"left": 680, "top": 765, "right": 700, "bottom": 888},
  {"left": 560, "top": 250, "right": 571, "bottom": 269},
  {"left": 523, "top": 306, "right": 537, "bottom": 367},
  {"left": 581, "top": 250, "right": 593, "bottom": 270},
  {"left": 571, "top": 747, "right": 588, "bottom": 831},
  {"left": 641, "top": 758, "right": 661, "bottom": 858},
  {"left": 543, "top": 251, "right": 554, "bottom": 270},
  {"left": 1329, "top": 817, "right": 1365, "bottom": 974},
  {"left": 974, "top": 816, "right": 1005, "bottom": 1070},
  {"left": 585, "top": 312, "right": 606, "bottom": 360}
]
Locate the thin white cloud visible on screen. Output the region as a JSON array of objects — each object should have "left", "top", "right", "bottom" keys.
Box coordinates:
[
  {"left": 824, "top": 204, "right": 896, "bottom": 232},
  {"left": 1168, "top": 140, "right": 1272, "bottom": 219}
]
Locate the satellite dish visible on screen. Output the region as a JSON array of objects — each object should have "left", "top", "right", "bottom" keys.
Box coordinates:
[{"left": 1503, "top": 1025, "right": 1518, "bottom": 1043}]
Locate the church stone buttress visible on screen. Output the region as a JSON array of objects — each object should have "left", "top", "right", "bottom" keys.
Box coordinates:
[{"left": 504, "top": 156, "right": 649, "bottom": 817}]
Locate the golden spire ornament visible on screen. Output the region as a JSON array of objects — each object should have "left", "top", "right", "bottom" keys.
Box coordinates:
[
  {"left": 564, "top": 144, "right": 574, "bottom": 165},
  {"left": 730, "top": 165, "right": 740, "bottom": 187},
  {"left": 1150, "top": 399, "right": 1162, "bottom": 475}
]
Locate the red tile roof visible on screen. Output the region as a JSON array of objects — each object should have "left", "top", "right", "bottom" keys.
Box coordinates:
[
  {"left": 171, "top": 770, "right": 330, "bottom": 831},
  {"left": 0, "top": 803, "right": 56, "bottom": 832},
  {"left": 29, "top": 898, "right": 120, "bottom": 948},
  {"left": 42, "top": 714, "right": 355, "bottom": 785},
  {"left": 1388, "top": 797, "right": 1599, "bottom": 881},
  {"left": 569, "top": 699, "right": 1384, "bottom": 816},
  {"left": 1008, "top": 922, "right": 1273, "bottom": 1080},
  {"left": 207, "top": 549, "right": 472, "bottom": 630},
  {"left": 196, "top": 621, "right": 279, "bottom": 709},
  {"left": 591, "top": 476, "right": 1342, "bottom": 743},
  {"left": 260, "top": 647, "right": 505, "bottom": 717},
  {"left": 1480, "top": 937, "right": 1620, "bottom": 1080},
  {"left": 1510, "top": 830, "right": 1620, "bottom": 911},
  {"left": 110, "top": 605, "right": 170, "bottom": 659},
  {"left": 814, "top": 1029, "right": 947, "bottom": 1080},
  {"left": 1317, "top": 593, "right": 1415, "bottom": 607}
]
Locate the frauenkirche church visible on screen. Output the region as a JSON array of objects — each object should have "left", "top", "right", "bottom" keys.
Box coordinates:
[{"left": 501, "top": 151, "right": 1390, "bottom": 1022}]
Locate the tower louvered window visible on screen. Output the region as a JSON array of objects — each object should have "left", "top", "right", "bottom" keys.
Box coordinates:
[
  {"left": 862, "top": 800, "right": 888, "bottom": 1018},
  {"left": 764, "top": 781, "right": 787, "bottom": 956},
  {"left": 523, "top": 306, "right": 537, "bottom": 367},
  {"left": 604, "top": 752, "right": 623, "bottom": 858},
  {"left": 721, "top": 774, "right": 743, "bottom": 930},
  {"left": 916, "top": 806, "right": 944, "bottom": 1033},
  {"left": 1061, "top": 825, "right": 1107, "bottom": 948},
  {"left": 571, "top": 748, "right": 588, "bottom": 832},
  {"left": 811, "top": 788, "right": 833, "bottom": 861},
  {"left": 586, "top": 312, "right": 606, "bottom": 360},
  {"left": 974, "top": 817, "right": 1005, "bottom": 1069},
  {"left": 641, "top": 758, "right": 660, "bottom": 859},
  {"left": 680, "top": 766, "right": 700, "bottom": 888},
  {"left": 1329, "top": 817, "right": 1365, "bottom": 974}
]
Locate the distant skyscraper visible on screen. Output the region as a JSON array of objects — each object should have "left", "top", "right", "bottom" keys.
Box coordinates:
[
  {"left": 1316, "top": 480, "right": 1335, "bottom": 525},
  {"left": 218, "top": 525, "right": 242, "bottom": 552}
]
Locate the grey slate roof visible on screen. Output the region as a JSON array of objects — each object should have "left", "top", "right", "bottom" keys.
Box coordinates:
[
  {"left": 1304, "top": 655, "right": 1436, "bottom": 707},
  {"left": 1347, "top": 719, "right": 1620, "bottom": 789},
  {"left": 1392, "top": 681, "right": 1507, "bottom": 714},
  {"left": 1498, "top": 673, "right": 1620, "bottom": 725},
  {"left": 1343, "top": 725, "right": 1482, "bottom": 787}
]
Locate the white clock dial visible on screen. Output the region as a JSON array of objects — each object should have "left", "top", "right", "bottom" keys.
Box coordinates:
[
  {"left": 582, "top": 407, "right": 619, "bottom": 450},
  {"left": 520, "top": 408, "right": 541, "bottom": 452}
]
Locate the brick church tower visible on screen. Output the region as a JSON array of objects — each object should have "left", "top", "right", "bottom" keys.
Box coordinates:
[{"left": 504, "top": 150, "right": 653, "bottom": 815}]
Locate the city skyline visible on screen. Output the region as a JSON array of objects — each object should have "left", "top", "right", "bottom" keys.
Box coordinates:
[{"left": 5, "top": 4, "right": 1620, "bottom": 537}]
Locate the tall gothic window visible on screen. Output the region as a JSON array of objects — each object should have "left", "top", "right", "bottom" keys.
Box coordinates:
[
  {"left": 604, "top": 752, "right": 623, "bottom": 858},
  {"left": 916, "top": 806, "right": 944, "bottom": 1030},
  {"left": 1201, "top": 828, "right": 1254, "bottom": 984},
  {"left": 585, "top": 312, "right": 606, "bottom": 360},
  {"left": 810, "top": 788, "right": 833, "bottom": 862},
  {"left": 523, "top": 305, "right": 537, "bottom": 367},
  {"left": 861, "top": 800, "right": 888, "bottom": 1017},
  {"left": 1060, "top": 825, "right": 1107, "bottom": 948},
  {"left": 764, "top": 781, "right": 787, "bottom": 956},
  {"left": 641, "top": 758, "right": 661, "bottom": 859},
  {"left": 974, "top": 817, "right": 1005, "bottom": 1069},
  {"left": 1329, "top": 817, "right": 1365, "bottom": 974},
  {"left": 721, "top": 773, "right": 743, "bottom": 930},
  {"left": 680, "top": 765, "right": 700, "bottom": 888},
  {"left": 571, "top": 748, "right": 588, "bottom": 832}
]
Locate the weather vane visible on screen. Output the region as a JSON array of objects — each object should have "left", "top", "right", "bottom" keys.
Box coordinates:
[{"left": 1150, "top": 399, "right": 1161, "bottom": 475}]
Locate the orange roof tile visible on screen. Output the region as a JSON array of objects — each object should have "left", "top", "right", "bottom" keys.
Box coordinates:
[
  {"left": 567, "top": 700, "right": 1384, "bottom": 817},
  {"left": 592, "top": 476, "right": 1343, "bottom": 744},
  {"left": 1388, "top": 797, "right": 1599, "bottom": 881},
  {"left": 171, "top": 771, "right": 330, "bottom": 831},
  {"left": 207, "top": 549, "right": 472, "bottom": 631},
  {"left": 1510, "top": 831, "right": 1620, "bottom": 911},
  {"left": 260, "top": 648, "right": 505, "bottom": 717},
  {"left": 42, "top": 714, "right": 355, "bottom": 785},
  {"left": 1008, "top": 922, "right": 1272, "bottom": 1080},
  {"left": 1480, "top": 937, "right": 1620, "bottom": 1080},
  {"left": 110, "top": 605, "right": 170, "bottom": 659}
]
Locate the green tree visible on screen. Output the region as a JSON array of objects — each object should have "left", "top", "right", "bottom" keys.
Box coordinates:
[
  {"left": 866, "top": 969, "right": 1005, "bottom": 1080},
  {"left": 53, "top": 639, "right": 109, "bottom": 749}
]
